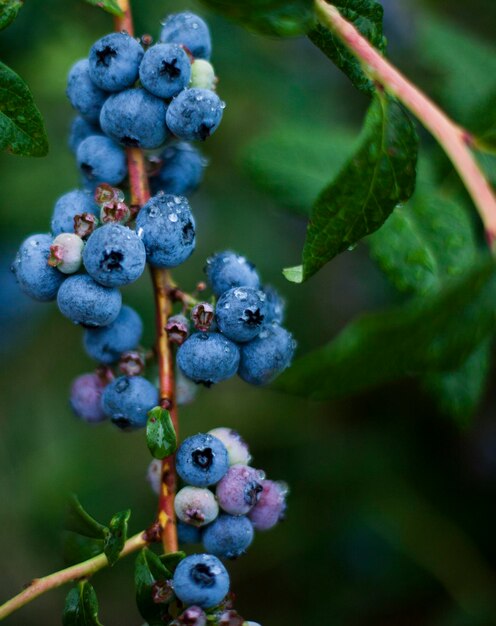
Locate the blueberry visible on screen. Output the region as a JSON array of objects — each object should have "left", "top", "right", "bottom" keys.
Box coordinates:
[
  {"left": 175, "top": 486, "right": 219, "bottom": 527},
  {"left": 135, "top": 193, "right": 196, "bottom": 268},
  {"left": 70, "top": 373, "right": 107, "bottom": 423},
  {"left": 57, "top": 274, "right": 121, "bottom": 327},
  {"left": 176, "top": 433, "right": 229, "bottom": 487},
  {"left": 238, "top": 323, "right": 295, "bottom": 386},
  {"left": 215, "top": 287, "right": 267, "bottom": 343},
  {"left": 177, "top": 332, "right": 240, "bottom": 386},
  {"left": 83, "top": 224, "right": 146, "bottom": 287},
  {"left": 176, "top": 369, "right": 198, "bottom": 406},
  {"left": 172, "top": 554, "right": 229, "bottom": 609},
  {"left": 66, "top": 59, "right": 108, "bottom": 123},
  {"left": 139, "top": 43, "right": 191, "bottom": 99},
  {"left": 216, "top": 465, "right": 264, "bottom": 515},
  {"left": 166, "top": 88, "right": 224, "bottom": 142},
  {"left": 48, "top": 233, "right": 84, "bottom": 274},
  {"left": 88, "top": 32, "right": 143, "bottom": 92},
  {"left": 68, "top": 116, "right": 102, "bottom": 154},
  {"left": 263, "top": 285, "right": 285, "bottom": 324},
  {"left": 102, "top": 375, "right": 158, "bottom": 430},
  {"left": 208, "top": 428, "right": 251, "bottom": 466},
  {"left": 77, "top": 135, "right": 127, "bottom": 188},
  {"left": 51, "top": 189, "right": 99, "bottom": 236},
  {"left": 100, "top": 88, "right": 169, "bottom": 149},
  {"left": 83, "top": 305, "right": 143, "bottom": 364},
  {"left": 11, "top": 234, "right": 65, "bottom": 302},
  {"left": 160, "top": 12, "right": 212, "bottom": 60},
  {"left": 178, "top": 521, "right": 202, "bottom": 545},
  {"left": 205, "top": 251, "right": 260, "bottom": 297},
  {"left": 248, "top": 480, "right": 287, "bottom": 531},
  {"left": 202, "top": 514, "right": 254, "bottom": 559},
  {"left": 151, "top": 142, "right": 205, "bottom": 196}
]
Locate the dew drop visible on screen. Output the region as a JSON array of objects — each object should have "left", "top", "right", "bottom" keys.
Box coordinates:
[{"left": 168, "top": 213, "right": 178, "bottom": 222}]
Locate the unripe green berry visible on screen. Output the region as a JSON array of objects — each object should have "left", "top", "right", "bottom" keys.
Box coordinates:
[
  {"left": 48, "top": 233, "right": 84, "bottom": 274},
  {"left": 189, "top": 59, "right": 216, "bottom": 90},
  {"left": 174, "top": 485, "right": 219, "bottom": 527}
]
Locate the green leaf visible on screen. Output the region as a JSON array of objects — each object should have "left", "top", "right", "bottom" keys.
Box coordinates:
[
  {"left": 310, "top": 0, "right": 386, "bottom": 93},
  {"left": 146, "top": 407, "right": 177, "bottom": 460},
  {"left": 62, "top": 532, "right": 104, "bottom": 566},
  {"left": 82, "top": 0, "right": 124, "bottom": 17},
  {"left": 63, "top": 581, "right": 103, "bottom": 626},
  {"left": 243, "top": 125, "right": 355, "bottom": 215},
  {"left": 104, "top": 509, "right": 130, "bottom": 567},
  {"left": 199, "top": 0, "right": 315, "bottom": 36},
  {"left": 135, "top": 548, "right": 173, "bottom": 625},
  {"left": 285, "top": 94, "right": 418, "bottom": 283},
  {"left": 276, "top": 259, "right": 496, "bottom": 400},
  {"left": 0, "top": 0, "right": 23, "bottom": 31},
  {"left": 0, "top": 61, "right": 48, "bottom": 157},
  {"left": 160, "top": 551, "right": 186, "bottom": 573},
  {"left": 65, "top": 495, "right": 108, "bottom": 540}
]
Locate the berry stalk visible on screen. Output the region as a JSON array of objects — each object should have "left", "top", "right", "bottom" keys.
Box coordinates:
[
  {"left": 115, "top": 0, "right": 179, "bottom": 555},
  {"left": 316, "top": 0, "right": 496, "bottom": 249}
]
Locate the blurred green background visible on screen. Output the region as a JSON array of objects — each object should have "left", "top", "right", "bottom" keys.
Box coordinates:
[{"left": 2, "top": 0, "right": 496, "bottom": 624}]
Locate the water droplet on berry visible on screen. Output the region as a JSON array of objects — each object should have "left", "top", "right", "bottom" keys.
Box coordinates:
[{"left": 168, "top": 213, "right": 178, "bottom": 222}]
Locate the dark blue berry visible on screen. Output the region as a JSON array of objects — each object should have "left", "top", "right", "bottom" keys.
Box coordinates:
[
  {"left": 202, "top": 514, "right": 254, "bottom": 559},
  {"left": 176, "top": 433, "right": 229, "bottom": 487},
  {"left": 215, "top": 287, "right": 267, "bottom": 343},
  {"left": 77, "top": 135, "right": 127, "bottom": 188},
  {"left": 51, "top": 189, "right": 99, "bottom": 236},
  {"left": 151, "top": 142, "right": 205, "bottom": 196},
  {"left": 66, "top": 59, "right": 108, "bottom": 124},
  {"left": 160, "top": 12, "right": 212, "bottom": 60},
  {"left": 205, "top": 251, "right": 260, "bottom": 297},
  {"left": 166, "top": 88, "right": 224, "bottom": 142},
  {"left": 172, "top": 554, "right": 230, "bottom": 609},
  {"left": 57, "top": 274, "right": 122, "bottom": 327},
  {"left": 88, "top": 32, "right": 144, "bottom": 92},
  {"left": 68, "top": 116, "right": 102, "bottom": 154},
  {"left": 139, "top": 43, "right": 191, "bottom": 99},
  {"left": 83, "top": 305, "right": 143, "bottom": 364},
  {"left": 177, "top": 332, "right": 240, "bottom": 386},
  {"left": 102, "top": 375, "right": 158, "bottom": 430}
]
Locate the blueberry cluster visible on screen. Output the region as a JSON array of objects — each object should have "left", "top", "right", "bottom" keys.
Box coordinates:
[
  {"left": 178, "top": 251, "right": 296, "bottom": 387},
  {"left": 148, "top": 429, "right": 287, "bottom": 563}
]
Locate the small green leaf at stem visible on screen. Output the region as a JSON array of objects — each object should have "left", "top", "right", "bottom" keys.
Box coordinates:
[
  {"left": 160, "top": 551, "right": 186, "bottom": 573},
  {"left": 65, "top": 495, "right": 109, "bottom": 540},
  {"left": 146, "top": 407, "right": 177, "bottom": 460},
  {"left": 82, "top": 0, "right": 124, "bottom": 17},
  {"left": 0, "top": 61, "right": 48, "bottom": 157},
  {"left": 104, "top": 509, "right": 131, "bottom": 567},
  {"left": 135, "top": 548, "right": 174, "bottom": 625},
  {"left": 285, "top": 94, "right": 418, "bottom": 283},
  {"left": 0, "top": 0, "right": 23, "bottom": 31},
  {"left": 310, "top": 0, "right": 386, "bottom": 93},
  {"left": 199, "top": 0, "right": 314, "bottom": 36},
  {"left": 63, "top": 581, "right": 103, "bottom": 626}
]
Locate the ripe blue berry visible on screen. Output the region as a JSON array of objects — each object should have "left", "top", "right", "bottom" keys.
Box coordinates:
[
  {"left": 216, "top": 465, "right": 264, "bottom": 515},
  {"left": 152, "top": 142, "right": 205, "bottom": 196},
  {"left": 166, "top": 88, "right": 224, "bottom": 142},
  {"left": 66, "top": 59, "right": 108, "bottom": 123},
  {"left": 172, "top": 554, "right": 229, "bottom": 609},
  {"left": 202, "top": 514, "right": 254, "bottom": 559},
  {"left": 177, "top": 332, "right": 240, "bottom": 386},
  {"left": 160, "top": 12, "right": 212, "bottom": 60},
  {"left": 263, "top": 285, "right": 285, "bottom": 324},
  {"left": 176, "top": 433, "right": 229, "bottom": 487},
  {"left": 83, "top": 223, "right": 146, "bottom": 287},
  {"left": 70, "top": 373, "right": 107, "bottom": 423},
  {"left": 68, "top": 116, "right": 101, "bottom": 154},
  {"left": 83, "top": 305, "right": 143, "bottom": 364},
  {"left": 102, "top": 375, "right": 158, "bottom": 430},
  {"left": 51, "top": 189, "right": 99, "bottom": 236},
  {"left": 139, "top": 43, "right": 191, "bottom": 99},
  {"left": 178, "top": 521, "right": 202, "bottom": 545},
  {"left": 100, "top": 88, "right": 169, "bottom": 150},
  {"left": 11, "top": 234, "right": 65, "bottom": 302},
  {"left": 215, "top": 287, "right": 267, "bottom": 343},
  {"left": 88, "top": 32, "right": 144, "bottom": 92},
  {"left": 57, "top": 274, "right": 122, "bottom": 327},
  {"left": 77, "top": 135, "right": 127, "bottom": 188},
  {"left": 174, "top": 486, "right": 219, "bottom": 527},
  {"left": 205, "top": 251, "right": 260, "bottom": 297},
  {"left": 208, "top": 428, "right": 251, "bottom": 466},
  {"left": 248, "top": 480, "right": 287, "bottom": 531},
  {"left": 238, "top": 323, "right": 296, "bottom": 386},
  {"left": 135, "top": 193, "right": 195, "bottom": 268}
]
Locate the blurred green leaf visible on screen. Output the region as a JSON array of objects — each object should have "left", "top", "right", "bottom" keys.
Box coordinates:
[
  {"left": 63, "top": 581, "right": 103, "bottom": 626},
  {"left": 284, "top": 94, "right": 418, "bottom": 282},
  {"left": 0, "top": 61, "right": 48, "bottom": 157},
  {"left": 310, "top": 0, "right": 386, "bottom": 93},
  {"left": 104, "top": 509, "right": 130, "bottom": 567},
  {"left": 65, "top": 495, "right": 108, "bottom": 540},
  {"left": 146, "top": 407, "right": 177, "bottom": 460},
  {"left": 199, "top": 0, "right": 315, "bottom": 36},
  {"left": 0, "top": 0, "right": 23, "bottom": 31},
  {"left": 160, "top": 551, "right": 186, "bottom": 573},
  {"left": 82, "top": 0, "right": 124, "bottom": 17},
  {"left": 135, "top": 548, "right": 173, "bottom": 625},
  {"left": 62, "top": 532, "right": 104, "bottom": 567},
  {"left": 243, "top": 125, "right": 355, "bottom": 215},
  {"left": 277, "top": 259, "right": 496, "bottom": 399}
]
